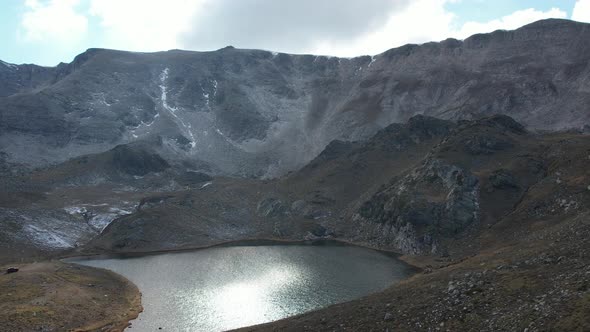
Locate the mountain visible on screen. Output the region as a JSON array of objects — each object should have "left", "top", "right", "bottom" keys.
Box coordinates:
[
  {"left": 2, "top": 18, "right": 590, "bottom": 331},
  {"left": 1, "top": 19, "right": 590, "bottom": 177}
]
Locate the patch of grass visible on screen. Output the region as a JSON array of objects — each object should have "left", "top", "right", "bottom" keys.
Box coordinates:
[
  {"left": 0, "top": 279, "right": 43, "bottom": 302},
  {"left": 57, "top": 268, "right": 97, "bottom": 284},
  {"left": 1, "top": 305, "right": 56, "bottom": 329},
  {"left": 500, "top": 273, "right": 540, "bottom": 293},
  {"left": 552, "top": 294, "right": 590, "bottom": 331},
  {"left": 464, "top": 312, "right": 484, "bottom": 325},
  {"left": 14, "top": 305, "right": 54, "bottom": 316}
]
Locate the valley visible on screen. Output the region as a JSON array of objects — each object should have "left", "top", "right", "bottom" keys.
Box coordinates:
[{"left": 1, "top": 18, "right": 589, "bottom": 332}]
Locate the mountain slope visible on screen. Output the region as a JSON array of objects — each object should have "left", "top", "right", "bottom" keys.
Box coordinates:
[
  {"left": 76, "top": 115, "right": 589, "bottom": 260},
  {"left": 1, "top": 19, "right": 590, "bottom": 177},
  {"left": 2, "top": 113, "right": 589, "bottom": 330}
]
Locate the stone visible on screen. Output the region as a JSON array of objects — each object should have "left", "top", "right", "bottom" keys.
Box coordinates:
[
  {"left": 448, "top": 283, "right": 456, "bottom": 292},
  {"left": 488, "top": 169, "right": 519, "bottom": 189},
  {"left": 355, "top": 158, "right": 479, "bottom": 254},
  {"left": 257, "top": 198, "right": 289, "bottom": 218}
]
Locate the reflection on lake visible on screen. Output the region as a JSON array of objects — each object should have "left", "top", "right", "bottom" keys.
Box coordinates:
[{"left": 70, "top": 243, "right": 413, "bottom": 331}]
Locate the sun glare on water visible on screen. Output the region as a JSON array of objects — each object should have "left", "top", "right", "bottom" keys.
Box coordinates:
[
  {"left": 185, "top": 265, "right": 302, "bottom": 331},
  {"left": 70, "top": 245, "right": 409, "bottom": 332}
]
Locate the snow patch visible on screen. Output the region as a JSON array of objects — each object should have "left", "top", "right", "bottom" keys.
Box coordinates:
[
  {"left": 23, "top": 224, "right": 75, "bottom": 249},
  {"left": 214, "top": 127, "right": 240, "bottom": 147},
  {"left": 65, "top": 203, "right": 134, "bottom": 233},
  {"left": 89, "top": 214, "right": 116, "bottom": 232},
  {"left": 201, "top": 83, "right": 211, "bottom": 110},
  {"left": 0, "top": 60, "right": 18, "bottom": 69},
  {"left": 90, "top": 92, "right": 112, "bottom": 107},
  {"left": 110, "top": 206, "right": 130, "bottom": 214},
  {"left": 368, "top": 56, "right": 377, "bottom": 68},
  {"left": 201, "top": 79, "right": 218, "bottom": 110},
  {"left": 159, "top": 67, "right": 196, "bottom": 148},
  {"left": 64, "top": 206, "right": 87, "bottom": 215},
  {"left": 203, "top": 92, "right": 210, "bottom": 107},
  {"left": 89, "top": 205, "right": 135, "bottom": 233},
  {"left": 130, "top": 112, "right": 159, "bottom": 138},
  {"left": 144, "top": 115, "right": 157, "bottom": 127}
]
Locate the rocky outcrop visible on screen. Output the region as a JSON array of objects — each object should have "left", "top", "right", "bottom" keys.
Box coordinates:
[
  {"left": 352, "top": 158, "right": 480, "bottom": 254},
  {"left": 453, "top": 115, "right": 527, "bottom": 155},
  {"left": 368, "top": 115, "right": 456, "bottom": 152},
  {"left": 0, "top": 60, "right": 70, "bottom": 97},
  {"left": 175, "top": 171, "right": 212, "bottom": 186},
  {"left": 137, "top": 195, "right": 175, "bottom": 211},
  {"left": 111, "top": 144, "right": 170, "bottom": 176},
  {"left": 488, "top": 169, "right": 520, "bottom": 190},
  {"left": 256, "top": 198, "right": 289, "bottom": 218}
]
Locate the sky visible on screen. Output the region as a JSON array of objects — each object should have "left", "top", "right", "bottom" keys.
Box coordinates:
[{"left": 1, "top": 0, "right": 589, "bottom": 66}]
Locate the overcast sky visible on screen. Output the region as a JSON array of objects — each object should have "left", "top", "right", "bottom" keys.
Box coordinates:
[{"left": 1, "top": 0, "right": 590, "bottom": 66}]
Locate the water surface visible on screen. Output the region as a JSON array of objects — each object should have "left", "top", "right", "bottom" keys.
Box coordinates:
[{"left": 70, "top": 243, "right": 413, "bottom": 331}]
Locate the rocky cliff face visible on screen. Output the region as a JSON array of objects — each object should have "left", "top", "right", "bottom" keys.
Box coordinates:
[
  {"left": 0, "top": 60, "right": 70, "bottom": 98},
  {"left": 353, "top": 158, "right": 480, "bottom": 254},
  {"left": 331, "top": 115, "right": 537, "bottom": 253},
  {"left": 1, "top": 19, "right": 590, "bottom": 177},
  {"left": 2, "top": 111, "right": 589, "bottom": 261}
]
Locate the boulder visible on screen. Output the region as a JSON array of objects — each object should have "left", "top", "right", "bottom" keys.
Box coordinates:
[
  {"left": 257, "top": 198, "right": 289, "bottom": 218},
  {"left": 488, "top": 169, "right": 520, "bottom": 190}
]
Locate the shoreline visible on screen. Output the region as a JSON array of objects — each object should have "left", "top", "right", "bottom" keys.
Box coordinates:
[
  {"left": 0, "top": 261, "right": 144, "bottom": 332},
  {"left": 3, "top": 237, "right": 424, "bottom": 332},
  {"left": 72, "top": 266, "right": 144, "bottom": 332},
  {"left": 60, "top": 237, "right": 423, "bottom": 331},
  {"left": 61, "top": 237, "right": 424, "bottom": 271}
]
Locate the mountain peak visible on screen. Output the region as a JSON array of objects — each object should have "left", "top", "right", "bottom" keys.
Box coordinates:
[
  {"left": 218, "top": 45, "right": 236, "bottom": 51},
  {"left": 520, "top": 17, "right": 586, "bottom": 29}
]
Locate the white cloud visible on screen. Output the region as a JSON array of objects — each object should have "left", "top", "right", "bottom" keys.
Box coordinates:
[
  {"left": 20, "top": 0, "right": 88, "bottom": 43},
  {"left": 89, "top": 0, "right": 202, "bottom": 51},
  {"left": 179, "top": 0, "right": 410, "bottom": 55},
  {"left": 453, "top": 7, "right": 567, "bottom": 39},
  {"left": 312, "top": 2, "right": 568, "bottom": 57},
  {"left": 311, "top": 0, "right": 455, "bottom": 56},
  {"left": 15, "top": 0, "right": 576, "bottom": 60},
  {"left": 572, "top": 0, "right": 590, "bottom": 22}
]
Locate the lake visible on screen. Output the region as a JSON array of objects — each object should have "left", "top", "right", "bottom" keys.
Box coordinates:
[{"left": 69, "top": 242, "right": 413, "bottom": 331}]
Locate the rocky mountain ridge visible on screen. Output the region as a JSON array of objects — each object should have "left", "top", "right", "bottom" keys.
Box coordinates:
[{"left": 1, "top": 19, "right": 590, "bottom": 177}]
